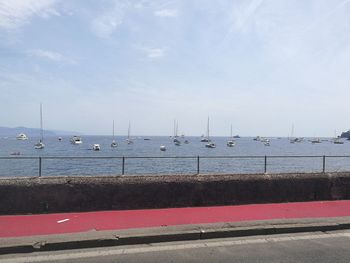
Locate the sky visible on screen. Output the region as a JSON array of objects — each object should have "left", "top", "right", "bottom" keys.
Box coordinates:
[{"left": 0, "top": 0, "right": 349, "bottom": 137}]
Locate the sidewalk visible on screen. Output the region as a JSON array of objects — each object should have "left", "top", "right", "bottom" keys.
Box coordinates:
[
  {"left": 1, "top": 200, "right": 350, "bottom": 254},
  {"left": 2, "top": 200, "right": 350, "bottom": 238}
]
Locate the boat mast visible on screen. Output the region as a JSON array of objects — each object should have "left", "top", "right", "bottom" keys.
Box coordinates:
[
  {"left": 128, "top": 122, "right": 131, "bottom": 140},
  {"left": 112, "top": 120, "right": 115, "bottom": 140},
  {"left": 207, "top": 117, "right": 210, "bottom": 140},
  {"left": 40, "top": 103, "right": 43, "bottom": 142},
  {"left": 230, "top": 124, "right": 233, "bottom": 139},
  {"left": 176, "top": 120, "right": 178, "bottom": 137},
  {"left": 173, "top": 119, "right": 177, "bottom": 138}
]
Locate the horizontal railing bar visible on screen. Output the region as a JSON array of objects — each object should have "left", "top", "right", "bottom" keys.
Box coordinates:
[
  {"left": 323, "top": 156, "right": 350, "bottom": 158},
  {"left": 120, "top": 156, "right": 197, "bottom": 159},
  {"left": 1, "top": 155, "right": 350, "bottom": 160},
  {"left": 199, "top": 156, "right": 264, "bottom": 159},
  {"left": 266, "top": 155, "right": 325, "bottom": 158},
  {"left": 0, "top": 157, "right": 39, "bottom": 159}
]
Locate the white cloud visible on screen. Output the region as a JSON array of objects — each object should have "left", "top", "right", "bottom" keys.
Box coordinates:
[
  {"left": 91, "top": 1, "right": 129, "bottom": 38},
  {"left": 139, "top": 47, "right": 165, "bottom": 59},
  {"left": 26, "top": 49, "right": 76, "bottom": 64},
  {"left": 0, "top": 0, "right": 59, "bottom": 30},
  {"left": 154, "top": 9, "right": 178, "bottom": 18}
]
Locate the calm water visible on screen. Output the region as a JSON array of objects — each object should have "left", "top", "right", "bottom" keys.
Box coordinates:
[{"left": 0, "top": 136, "right": 350, "bottom": 177}]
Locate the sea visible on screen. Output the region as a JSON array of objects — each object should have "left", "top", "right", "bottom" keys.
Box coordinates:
[{"left": 0, "top": 136, "right": 350, "bottom": 177}]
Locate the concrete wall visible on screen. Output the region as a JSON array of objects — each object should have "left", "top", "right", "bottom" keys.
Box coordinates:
[{"left": 1, "top": 172, "right": 350, "bottom": 215}]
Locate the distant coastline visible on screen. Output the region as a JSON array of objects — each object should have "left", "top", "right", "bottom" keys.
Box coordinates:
[
  {"left": 341, "top": 130, "right": 350, "bottom": 139},
  {"left": 0, "top": 126, "right": 81, "bottom": 137}
]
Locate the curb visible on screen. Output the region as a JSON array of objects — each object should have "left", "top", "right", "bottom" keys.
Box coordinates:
[{"left": 2, "top": 217, "right": 350, "bottom": 255}]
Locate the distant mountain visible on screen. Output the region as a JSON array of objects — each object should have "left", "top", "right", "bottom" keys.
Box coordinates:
[
  {"left": 341, "top": 130, "right": 350, "bottom": 138},
  {"left": 0, "top": 126, "right": 80, "bottom": 137}
]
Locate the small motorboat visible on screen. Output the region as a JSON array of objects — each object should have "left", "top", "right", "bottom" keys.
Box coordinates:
[
  {"left": 205, "top": 142, "right": 216, "bottom": 148},
  {"left": 58, "top": 137, "right": 62, "bottom": 141},
  {"left": 70, "top": 136, "right": 82, "bottom": 144},
  {"left": 184, "top": 140, "right": 189, "bottom": 144},
  {"left": 174, "top": 141, "right": 181, "bottom": 146},
  {"left": 16, "top": 133, "right": 28, "bottom": 140},
  {"left": 227, "top": 140, "right": 235, "bottom": 147},
  {"left": 92, "top": 144, "right": 101, "bottom": 151},
  {"left": 160, "top": 145, "right": 166, "bottom": 151},
  {"left": 333, "top": 138, "right": 344, "bottom": 144}
]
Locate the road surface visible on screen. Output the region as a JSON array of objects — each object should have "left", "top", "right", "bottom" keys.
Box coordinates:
[{"left": 2, "top": 230, "right": 350, "bottom": 262}]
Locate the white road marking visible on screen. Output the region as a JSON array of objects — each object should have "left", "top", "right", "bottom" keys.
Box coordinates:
[
  {"left": 2, "top": 232, "right": 350, "bottom": 263},
  {"left": 57, "top": 219, "right": 70, "bottom": 224}
]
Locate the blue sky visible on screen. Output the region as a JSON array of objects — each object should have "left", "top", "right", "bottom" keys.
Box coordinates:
[{"left": 0, "top": 0, "right": 349, "bottom": 136}]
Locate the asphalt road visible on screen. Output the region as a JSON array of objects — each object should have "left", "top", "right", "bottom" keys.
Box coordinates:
[{"left": 2, "top": 230, "right": 350, "bottom": 263}]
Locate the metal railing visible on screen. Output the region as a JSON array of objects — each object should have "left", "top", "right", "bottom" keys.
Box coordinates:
[{"left": 1, "top": 155, "right": 350, "bottom": 177}]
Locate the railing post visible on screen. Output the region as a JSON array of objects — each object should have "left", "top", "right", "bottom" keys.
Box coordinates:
[
  {"left": 39, "top": 157, "right": 42, "bottom": 177},
  {"left": 322, "top": 155, "right": 326, "bottom": 173},
  {"left": 197, "top": 156, "right": 200, "bottom": 175},
  {"left": 264, "top": 155, "right": 267, "bottom": 174},
  {"left": 122, "top": 157, "right": 125, "bottom": 175}
]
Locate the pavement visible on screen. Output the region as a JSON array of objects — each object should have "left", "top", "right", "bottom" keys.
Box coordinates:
[
  {"left": 3, "top": 230, "right": 350, "bottom": 262},
  {"left": 2, "top": 200, "right": 350, "bottom": 254}
]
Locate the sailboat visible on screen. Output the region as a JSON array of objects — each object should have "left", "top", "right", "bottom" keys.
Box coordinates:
[
  {"left": 111, "top": 120, "right": 118, "bottom": 147},
  {"left": 205, "top": 117, "right": 216, "bottom": 148},
  {"left": 126, "top": 122, "right": 133, "bottom": 144},
  {"left": 200, "top": 118, "right": 210, "bottom": 142},
  {"left": 290, "top": 124, "right": 302, "bottom": 143},
  {"left": 34, "top": 103, "right": 45, "bottom": 149},
  {"left": 227, "top": 124, "right": 235, "bottom": 147},
  {"left": 173, "top": 119, "right": 181, "bottom": 145}
]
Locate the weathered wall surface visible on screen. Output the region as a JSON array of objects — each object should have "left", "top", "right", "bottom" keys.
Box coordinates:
[{"left": 1, "top": 172, "right": 350, "bottom": 215}]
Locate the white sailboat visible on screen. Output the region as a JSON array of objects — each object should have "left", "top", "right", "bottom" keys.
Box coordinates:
[
  {"left": 34, "top": 103, "right": 45, "bottom": 149},
  {"left": 227, "top": 124, "right": 235, "bottom": 147},
  {"left": 126, "top": 122, "right": 133, "bottom": 144},
  {"left": 173, "top": 119, "right": 181, "bottom": 145},
  {"left": 205, "top": 117, "right": 216, "bottom": 148},
  {"left": 200, "top": 118, "right": 210, "bottom": 142},
  {"left": 111, "top": 120, "right": 118, "bottom": 147},
  {"left": 200, "top": 120, "right": 210, "bottom": 143},
  {"left": 290, "top": 124, "right": 303, "bottom": 143}
]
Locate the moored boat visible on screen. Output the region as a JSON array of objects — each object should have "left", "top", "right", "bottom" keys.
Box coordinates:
[
  {"left": 70, "top": 136, "right": 82, "bottom": 144},
  {"left": 34, "top": 103, "right": 45, "bottom": 149},
  {"left": 16, "top": 133, "right": 28, "bottom": 140},
  {"left": 92, "top": 144, "right": 101, "bottom": 151}
]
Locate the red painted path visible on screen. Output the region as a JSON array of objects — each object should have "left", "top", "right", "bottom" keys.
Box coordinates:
[{"left": 1, "top": 200, "right": 350, "bottom": 238}]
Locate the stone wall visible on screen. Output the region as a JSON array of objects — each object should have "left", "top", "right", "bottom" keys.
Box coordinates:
[{"left": 1, "top": 172, "right": 350, "bottom": 215}]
